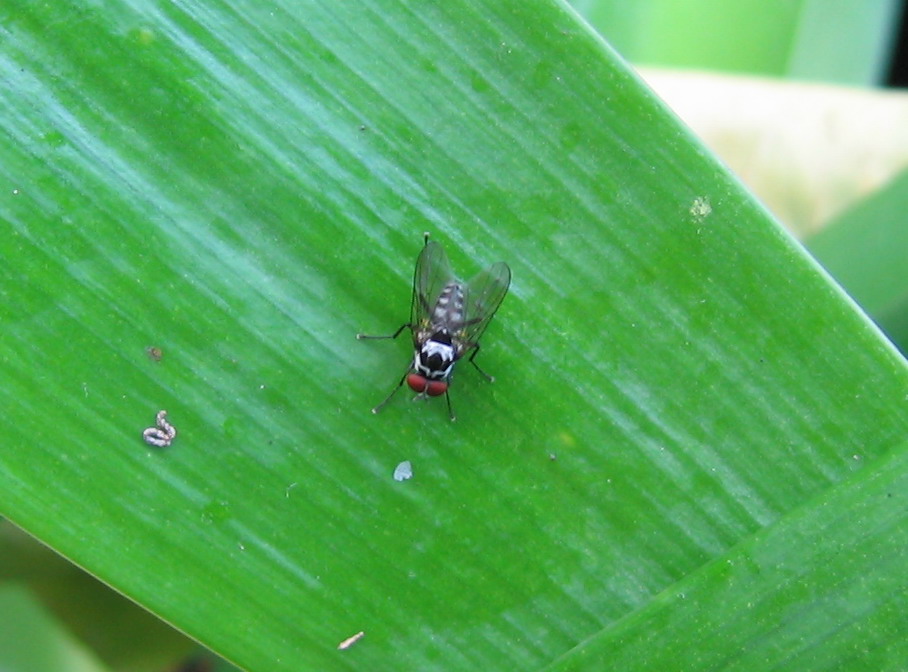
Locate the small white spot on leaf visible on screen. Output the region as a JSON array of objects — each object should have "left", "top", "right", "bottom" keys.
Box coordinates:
[
  {"left": 393, "top": 461, "right": 413, "bottom": 481},
  {"left": 690, "top": 196, "right": 712, "bottom": 220}
]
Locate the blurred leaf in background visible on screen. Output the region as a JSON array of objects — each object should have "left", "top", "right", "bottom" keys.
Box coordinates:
[
  {"left": 805, "top": 166, "right": 908, "bottom": 353},
  {"left": 573, "top": 0, "right": 902, "bottom": 83},
  {"left": 0, "top": 521, "right": 199, "bottom": 672},
  {"left": 0, "top": 581, "right": 110, "bottom": 672}
]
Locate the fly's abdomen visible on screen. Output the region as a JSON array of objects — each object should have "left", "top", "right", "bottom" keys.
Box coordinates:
[{"left": 432, "top": 282, "right": 465, "bottom": 330}]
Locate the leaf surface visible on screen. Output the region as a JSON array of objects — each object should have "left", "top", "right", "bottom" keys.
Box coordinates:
[{"left": 1, "top": 1, "right": 907, "bottom": 670}]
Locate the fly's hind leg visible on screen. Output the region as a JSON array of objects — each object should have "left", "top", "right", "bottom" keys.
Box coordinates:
[{"left": 466, "top": 343, "right": 495, "bottom": 382}]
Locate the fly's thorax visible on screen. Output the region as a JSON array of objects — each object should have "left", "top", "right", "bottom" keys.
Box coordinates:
[{"left": 413, "top": 332, "right": 457, "bottom": 380}]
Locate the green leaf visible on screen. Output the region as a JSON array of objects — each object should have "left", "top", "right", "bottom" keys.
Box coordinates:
[
  {"left": 0, "top": 583, "right": 110, "bottom": 672},
  {"left": 0, "top": 522, "right": 196, "bottom": 672},
  {"left": 543, "top": 440, "right": 908, "bottom": 671},
  {"left": 573, "top": 0, "right": 902, "bottom": 84},
  {"left": 806, "top": 167, "right": 908, "bottom": 352},
  {"left": 2, "top": 1, "right": 907, "bottom": 671}
]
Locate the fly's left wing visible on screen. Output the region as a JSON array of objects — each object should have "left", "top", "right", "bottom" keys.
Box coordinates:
[
  {"left": 411, "top": 240, "right": 456, "bottom": 325},
  {"left": 460, "top": 261, "right": 511, "bottom": 345}
]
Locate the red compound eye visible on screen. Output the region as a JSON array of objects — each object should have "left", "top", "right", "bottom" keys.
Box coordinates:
[
  {"left": 425, "top": 380, "right": 448, "bottom": 397},
  {"left": 407, "top": 374, "right": 448, "bottom": 396},
  {"left": 406, "top": 374, "right": 427, "bottom": 393}
]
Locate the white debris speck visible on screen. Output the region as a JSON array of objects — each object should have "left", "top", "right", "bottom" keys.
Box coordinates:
[
  {"left": 690, "top": 196, "right": 712, "bottom": 219},
  {"left": 337, "top": 630, "right": 365, "bottom": 650},
  {"left": 393, "top": 461, "right": 413, "bottom": 481},
  {"left": 142, "top": 410, "right": 177, "bottom": 447}
]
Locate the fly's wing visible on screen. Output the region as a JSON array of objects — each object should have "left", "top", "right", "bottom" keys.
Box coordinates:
[
  {"left": 460, "top": 261, "right": 511, "bottom": 344},
  {"left": 411, "top": 241, "right": 456, "bottom": 325}
]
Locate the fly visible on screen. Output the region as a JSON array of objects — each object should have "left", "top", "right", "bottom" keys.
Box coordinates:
[{"left": 357, "top": 234, "right": 511, "bottom": 421}]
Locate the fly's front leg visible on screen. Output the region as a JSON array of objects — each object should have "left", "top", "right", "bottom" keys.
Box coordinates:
[
  {"left": 466, "top": 343, "right": 494, "bottom": 382},
  {"left": 410, "top": 379, "right": 456, "bottom": 421},
  {"left": 358, "top": 324, "right": 412, "bottom": 414},
  {"left": 371, "top": 364, "right": 412, "bottom": 414},
  {"left": 356, "top": 323, "right": 410, "bottom": 340},
  {"left": 444, "top": 389, "right": 456, "bottom": 422}
]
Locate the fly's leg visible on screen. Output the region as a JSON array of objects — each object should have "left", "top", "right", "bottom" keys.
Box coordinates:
[
  {"left": 358, "top": 325, "right": 412, "bottom": 414},
  {"left": 371, "top": 365, "right": 411, "bottom": 414},
  {"left": 411, "top": 379, "right": 457, "bottom": 421},
  {"left": 466, "top": 343, "right": 494, "bottom": 382},
  {"left": 356, "top": 323, "right": 410, "bottom": 340},
  {"left": 444, "top": 389, "right": 456, "bottom": 422},
  {"left": 408, "top": 375, "right": 456, "bottom": 421}
]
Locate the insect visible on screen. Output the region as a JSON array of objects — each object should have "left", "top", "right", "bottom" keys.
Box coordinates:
[{"left": 357, "top": 234, "right": 511, "bottom": 421}]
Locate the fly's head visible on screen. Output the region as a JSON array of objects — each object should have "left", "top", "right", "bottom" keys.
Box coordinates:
[{"left": 409, "top": 330, "right": 457, "bottom": 397}]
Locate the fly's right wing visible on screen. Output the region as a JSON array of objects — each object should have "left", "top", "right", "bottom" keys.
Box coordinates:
[
  {"left": 410, "top": 240, "right": 456, "bottom": 326},
  {"left": 460, "top": 261, "right": 511, "bottom": 345}
]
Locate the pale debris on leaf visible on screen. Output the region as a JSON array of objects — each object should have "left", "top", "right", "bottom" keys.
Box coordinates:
[
  {"left": 337, "top": 630, "right": 365, "bottom": 650},
  {"left": 393, "top": 460, "right": 413, "bottom": 481},
  {"left": 143, "top": 410, "right": 177, "bottom": 447}
]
